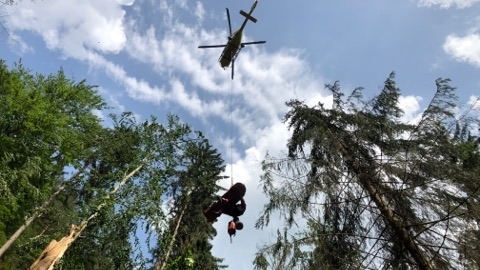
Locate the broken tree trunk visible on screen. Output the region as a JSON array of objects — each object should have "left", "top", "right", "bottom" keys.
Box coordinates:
[
  {"left": 28, "top": 225, "right": 77, "bottom": 270},
  {"left": 28, "top": 154, "right": 153, "bottom": 270}
]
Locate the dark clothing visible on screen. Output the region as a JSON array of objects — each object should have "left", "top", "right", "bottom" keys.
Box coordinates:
[
  {"left": 203, "top": 183, "right": 246, "bottom": 223},
  {"left": 222, "top": 198, "right": 246, "bottom": 217}
]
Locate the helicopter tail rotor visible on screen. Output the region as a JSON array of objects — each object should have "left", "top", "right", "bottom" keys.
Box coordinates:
[{"left": 239, "top": 10, "right": 257, "bottom": 23}]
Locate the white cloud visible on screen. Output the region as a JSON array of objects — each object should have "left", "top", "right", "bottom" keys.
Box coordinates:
[
  {"left": 168, "top": 78, "right": 228, "bottom": 118},
  {"left": 194, "top": 1, "right": 205, "bottom": 22},
  {"left": 118, "top": 0, "right": 135, "bottom": 5},
  {"left": 5, "top": 32, "right": 33, "bottom": 54},
  {"left": 84, "top": 48, "right": 231, "bottom": 121},
  {"left": 91, "top": 109, "right": 106, "bottom": 121},
  {"left": 84, "top": 51, "right": 168, "bottom": 103},
  {"left": 122, "top": 15, "right": 327, "bottom": 146},
  {"left": 6, "top": 0, "right": 131, "bottom": 59},
  {"left": 443, "top": 33, "right": 480, "bottom": 67},
  {"left": 418, "top": 0, "right": 480, "bottom": 8},
  {"left": 398, "top": 95, "right": 423, "bottom": 123},
  {"left": 468, "top": 95, "right": 480, "bottom": 109}
]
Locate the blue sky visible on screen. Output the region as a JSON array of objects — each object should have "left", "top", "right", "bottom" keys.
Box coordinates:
[{"left": 1, "top": 0, "right": 479, "bottom": 269}]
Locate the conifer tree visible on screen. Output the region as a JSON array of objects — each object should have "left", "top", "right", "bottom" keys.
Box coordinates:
[
  {"left": 153, "top": 132, "right": 227, "bottom": 270},
  {"left": 254, "top": 73, "right": 480, "bottom": 269}
]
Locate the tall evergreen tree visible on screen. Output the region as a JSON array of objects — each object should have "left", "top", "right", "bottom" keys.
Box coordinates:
[
  {"left": 153, "top": 132, "right": 227, "bottom": 270},
  {"left": 254, "top": 73, "right": 480, "bottom": 269}
]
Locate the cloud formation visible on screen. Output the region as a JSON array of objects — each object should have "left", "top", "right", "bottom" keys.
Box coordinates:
[
  {"left": 398, "top": 95, "right": 423, "bottom": 123},
  {"left": 443, "top": 33, "right": 480, "bottom": 67},
  {"left": 417, "top": 0, "right": 480, "bottom": 70},
  {"left": 6, "top": 0, "right": 131, "bottom": 58},
  {"left": 418, "top": 0, "right": 480, "bottom": 8},
  {"left": 3, "top": 0, "right": 327, "bottom": 140},
  {"left": 468, "top": 95, "right": 480, "bottom": 109}
]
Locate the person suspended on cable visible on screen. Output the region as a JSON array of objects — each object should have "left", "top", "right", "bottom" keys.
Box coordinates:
[
  {"left": 203, "top": 182, "right": 246, "bottom": 242},
  {"left": 203, "top": 182, "right": 246, "bottom": 223}
]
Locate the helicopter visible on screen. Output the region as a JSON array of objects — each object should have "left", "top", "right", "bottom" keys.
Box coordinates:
[{"left": 198, "top": 0, "right": 266, "bottom": 79}]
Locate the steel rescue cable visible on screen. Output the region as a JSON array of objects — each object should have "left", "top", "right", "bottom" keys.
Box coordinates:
[{"left": 229, "top": 78, "right": 234, "bottom": 187}]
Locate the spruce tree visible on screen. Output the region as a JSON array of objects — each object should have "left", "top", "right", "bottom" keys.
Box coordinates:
[
  {"left": 255, "top": 73, "right": 480, "bottom": 269},
  {"left": 153, "top": 132, "right": 227, "bottom": 270}
]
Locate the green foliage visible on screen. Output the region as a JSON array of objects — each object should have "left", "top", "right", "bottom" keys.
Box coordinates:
[
  {"left": 255, "top": 73, "right": 480, "bottom": 269},
  {"left": 55, "top": 114, "right": 227, "bottom": 269},
  {"left": 0, "top": 59, "right": 228, "bottom": 269},
  {"left": 154, "top": 131, "right": 227, "bottom": 270},
  {"left": 0, "top": 59, "right": 106, "bottom": 268},
  {"left": 59, "top": 114, "right": 210, "bottom": 269}
]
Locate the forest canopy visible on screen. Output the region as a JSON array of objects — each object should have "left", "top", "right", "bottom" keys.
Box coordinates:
[
  {"left": 0, "top": 59, "right": 226, "bottom": 270},
  {"left": 1, "top": 58, "right": 479, "bottom": 270}
]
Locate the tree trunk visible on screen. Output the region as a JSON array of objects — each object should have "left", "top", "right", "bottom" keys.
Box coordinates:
[
  {"left": 154, "top": 203, "right": 188, "bottom": 270},
  {"left": 0, "top": 170, "right": 82, "bottom": 258},
  {"left": 0, "top": 210, "right": 45, "bottom": 258},
  {"left": 29, "top": 157, "right": 150, "bottom": 270},
  {"left": 28, "top": 225, "right": 77, "bottom": 270},
  {"left": 345, "top": 153, "right": 434, "bottom": 270},
  {"left": 362, "top": 180, "right": 433, "bottom": 270}
]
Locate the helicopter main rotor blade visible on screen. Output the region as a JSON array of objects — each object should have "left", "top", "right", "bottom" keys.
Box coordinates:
[
  {"left": 240, "top": 41, "right": 266, "bottom": 46},
  {"left": 198, "top": 45, "right": 226, "bottom": 48},
  {"left": 226, "top": 8, "right": 232, "bottom": 36}
]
